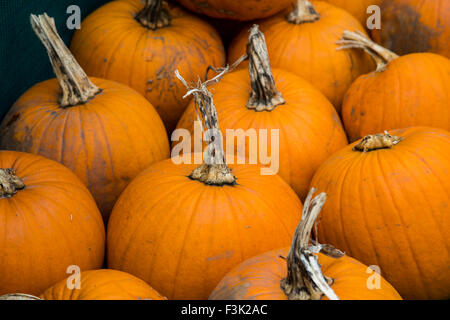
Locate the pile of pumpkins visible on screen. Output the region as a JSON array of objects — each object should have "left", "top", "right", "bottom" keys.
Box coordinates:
[{"left": 0, "top": 0, "right": 448, "bottom": 301}]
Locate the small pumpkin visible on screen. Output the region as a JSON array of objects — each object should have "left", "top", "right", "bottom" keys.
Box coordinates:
[
  {"left": 210, "top": 189, "right": 402, "bottom": 300},
  {"left": 338, "top": 31, "right": 450, "bottom": 142},
  {"left": 228, "top": 0, "right": 374, "bottom": 110},
  {"left": 322, "top": 0, "right": 382, "bottom": 27},
  {"left": 310, "top": 128, "right": 450, "bottom": 300},
  {"left": 372, "top": 0, "right": 450, "bottom": 58},
  {"left": 107, "top": 74, "right": 303, "bottom": 300},
  {"left": 39, "top": 269, "right": 166, "bottom": 300},
  {"left": 70, "top": 0, "right": 225, "bottom": 133},
  {"left": 0, "top": 150, "right": 105, "bottom": 296},
  {"left": 177, "top": 25, "right": 348, "bottom": 200},
  {"left": 0, "top": 14, "right": 170, "bottom": 222}
]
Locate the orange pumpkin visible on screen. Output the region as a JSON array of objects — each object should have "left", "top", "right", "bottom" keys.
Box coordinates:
[
  {"left": 322, "top": 0, "right": 382, "bottom": 27},
  {"left": 70, "top": 0, "right": 225, "bottom": 133},
  {"left": 0, "top": 14, "right": 169, "bottom": 222},
  {"left": 310, "top": 127, "right": 450, "bottom": 300},
  {"left": 372, "top": 0, "right": 450, "bottom": 58},
  {"left": 338, "top": 31, "right": 450, "bottom": 142},
  {"left": 210, "top": 189, "right": 402, "bottom": 300},
  {"left": 0, "top": 150, "right": 105, "bottom": 296},
  {"left": 228, "top": 0, "right": 374, "bottom": 111},
  {"left": 107, "top": 75, "right": 303, "bottom": 300},
  {"left": 177, "top": 25, "right": 348, "bottom": 200},
  {"left": 40, "top": 269, "right": 166, "bottom": 300},
  {"left": 175, "top": 0, "right": 294, "bottom": 20}
]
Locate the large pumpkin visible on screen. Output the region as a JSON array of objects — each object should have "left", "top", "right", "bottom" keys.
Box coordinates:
[
  {"left": 40, "top": 269, "right": 166, "bottom": 300},
  {"left": 0, "top": 14, "right": 169, "bottom": 222},
  {"left": 0, "top": 150, "right": 105, "bottom": 296},
  {"left": 177, "top": 25, "right": 348, "bottom": 200},
  {"left": 210, "top": 189, "right": 402, "bottom": 300},
  {"left": 310, "top": 128, "right": 450, "bottom": 300},
  {"left": 70, "top": 0, "right": 225, "bottom": 133},
  {"left": 322, "top": 0, "right": 382, "bottom": 27},
  {"left": 107, "top": 76, "right": 303, "bottom": 300},
  {"left": 372, "top": 0, "right": 450, "bottom": 58},
  {"left": 228, "top": 0, "right": 374, "bottom": 111},
  {"left": 338, "top": 31, "right": 450, "bottom": 142}
]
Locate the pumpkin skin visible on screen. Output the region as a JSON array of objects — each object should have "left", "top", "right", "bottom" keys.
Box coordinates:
[
  {"left": 0, "top": 78, "right": 170, "bottom": 222},
  {"left": 322, "top": 0, "right": 382, "bottom": 27},
  {"left": 176, "top": 68, "right": 348, "bottom": 200},
  {"left": 107, "top": 158, "right": 303, "bottom": 300},
  {"left": 70, "top": 0, "right": 225, "bottom": 133},
  {"left": 0, "top": 151, "right": 105, "bottom": 296},
  {"left": 228, "top": 1, "right": 374, "bottom": 111},
  {"left": 175, "top": 0, "right": 294, "bottom": 21},
  {"left": 310, "top": 127, "right": 450, "bottom": 300},
  {"left": 210, "top": 248, "right": 402, "bottom": 300},
  {"left": 372, "top": 0, "right": 450, "bottom": 58},
  {"left": 40, "top": 269, "right": 166, "bottom": 300},
  {"left": 342, "top": 53, "right": 450, "bottom": 142}
]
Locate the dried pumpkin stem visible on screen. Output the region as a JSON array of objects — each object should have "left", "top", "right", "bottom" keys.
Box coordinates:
[
  {"left": 136, "top": 0, "right": 170, "bottom": 30},
  {"left": 0, "top": 294, "right": 41, "bottom": 300},
  {"left": 30, "top": 14, "right": 100, "bottom": 107},
  {"left": 280, "top": 188, "right": 345, "bottom": 300},
  {"left": 247, "top": 25, "right": 285, "bottom": 112},
  {"left": 0, "top": 168, "right": 25, "bottom": 198},
  {"left": 337, "top": 30, "right": 399, "bottom": 72},
  {"left": 287, "top": 0, "right": 320, "bottom": 24},
  {"left": 353, "top": 131, "right": 403, "bottom": 152},
  {"left": 175, "top": 70, "right": 236, "bottom": 186}
]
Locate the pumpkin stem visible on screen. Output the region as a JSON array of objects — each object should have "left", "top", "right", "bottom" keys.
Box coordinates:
[
  {"left": 0, "top": 168, "right": 25, "bottom": 198},
  {"left": 175, "top": 69, "right": 236, "bottom": 186},
  {"left": 337, "top": 30, "right": 399, "bottom": 72},
  {"left": 247, "top": 25, "right": 285, "bottom": 112},
  {"left": 136, "top": 0, "right": 170, "bottom": 30},
  {"left": 287, "top": 0, "right": 320, "bottom": 24},
  {"left": 0, "top": 294, "right": 41, "bottom": 300},
  {"left": 353, "top": 131, "right": 403, "bottom": 153},
  {"left": 280, "top": 188, "right": 345, "bottom": 300},
  {"left": 30, "top": 14, "right": 100, "bottom": 107}
]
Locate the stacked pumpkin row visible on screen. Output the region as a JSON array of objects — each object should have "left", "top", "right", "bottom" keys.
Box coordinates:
[{"left": 0, "top": 0, "right": 448, "bottom": 301}]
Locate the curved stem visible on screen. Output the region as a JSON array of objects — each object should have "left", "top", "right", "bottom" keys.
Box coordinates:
[
  {"left": 247, "top": 25, "right": 285, "bottom": 112},
  {"left": 0, "top": 168, "right": 25, "bottom": 198},
  {"left": 287, "top": 0, "right": 320, "bottom": 24},
  {"left": 136, "top": 0, "right": 170, "bottom": 30},
  {"left": 30, "top": 14, "right": 100, "bottom": 107},
  {"left": 337, "top": 30, "right": 399, "bottom": 72},
  {"left": 0, "top": 294, "right": 41, "bottom": 300},
  {"left": 353, "top": 131, "right": 403, "bottom": 153}
]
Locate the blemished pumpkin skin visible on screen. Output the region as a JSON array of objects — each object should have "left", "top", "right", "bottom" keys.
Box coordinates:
[
  {"left": 175, "top": 0, "right": 294, "bottom": 21},
  {"left": 107, "top": 158, "right": 303, "bottom": 300},
  {"left": 228, "top": 1, "right": 374, "bottom": 111},
  {"left": 322, "top": 0, "right": 382, "bottom": 27},
  {"left": 371, "top": 0, "right": 450, "bottom": 58},
  {"left": 70, "top": 0, "right": 225, "bottom": 133},
  {"left": 40, "top": 269, "right": 166, "bottom": 300},
  {"left": 210, "top": 248, "right": 402, "bottom": 300},
  {"left": 0, "top": 150, "right": 105, "bottom": 296},
  {"left": 310, "top": 127, "right": 450, "bottom": 300}
]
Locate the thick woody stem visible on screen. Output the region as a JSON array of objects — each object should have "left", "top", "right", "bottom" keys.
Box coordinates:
[
  {"left": 280, "top": 188, "right": 345, "bottom": 300},
  {"left": 353, "top": 131, "right": 403, "bottom": 152},
  {"left": 0, "top": 168, "right": 25, "bottom": 198},
  {"left": 0, "top": 294, "right": 41, "bottom": 300},
  {"left": 287, "top": 0, "right": 320, "bottom": 24},
  {"left": 136, "top": 0, "right": 170, "bottom": 30},
  {"left": 337, "top": 30, "right": 399, "bottom": 72},
  {"left": 247, "top": 25, "right": 285, "bottom": 112},
  {"left": 30, "top": 14, "right": 100, "bottom": 107}
]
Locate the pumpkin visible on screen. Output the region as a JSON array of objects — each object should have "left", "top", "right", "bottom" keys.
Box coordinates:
[
  {"left": 0, "top": 150, "right": 105, "bottom": 296},
  {"left": 322, "top": 0, "right": 382, "bottom": 27},
  {"left": 39, "top": 269, "right": 166, "bottom": 300},
  {"left": 0, "top": 14, "right": 170, "bottom": 222},
  {"left": 70, "top": 0, "right": 225, "bottom": 133},
  {"left": 175, "top": 0, "right": 294, "bottom": 21},
  {"left": 228, "top": 0, "right": 374, "bottom": 111},
  {"left": 210, "top": 189, "right": 402, "bottom": 300},
  {"left": 338, "top": 31, "right": 450, "bottom": 142},
  {"left": 107, "top": 73, "right": 303, "bottom": 300},
  {"left": 371, "top": 0, "right": 450, "bottom": 58},
  {"left": 177, "top": 25, "right": 348, "bottom": 200},
  {"left": 310, "top": 128, "right": 450, "bottom": 300}
]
